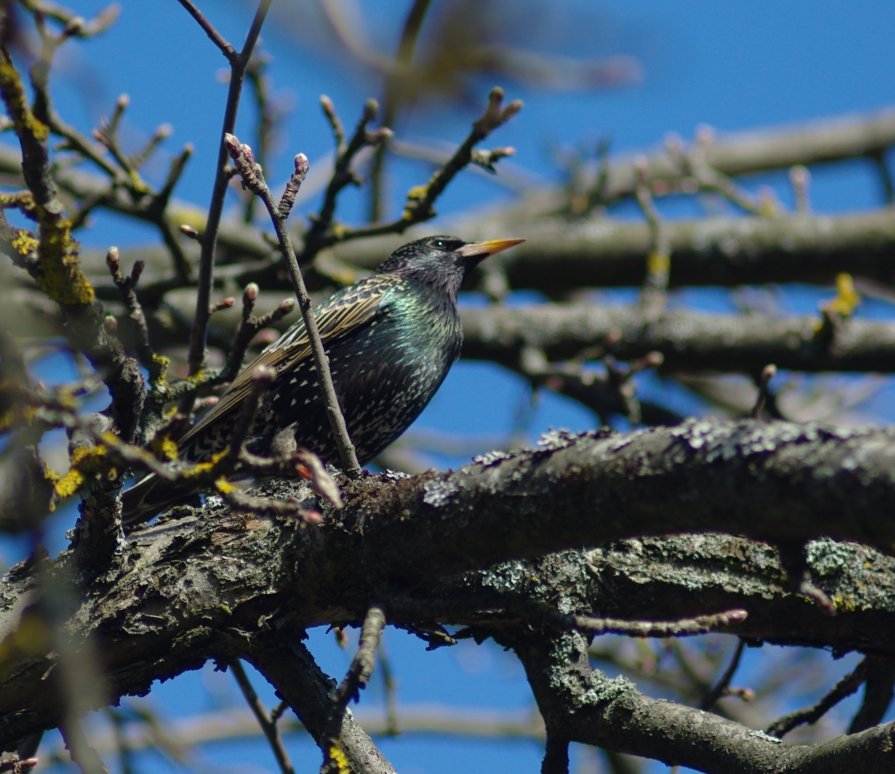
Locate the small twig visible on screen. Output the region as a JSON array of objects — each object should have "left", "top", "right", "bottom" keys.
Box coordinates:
[
  {"left": 155, "top": 143, "right": 194, "bottom": 210},
  {"left": 514, "top": 346, "right": 674, "bottom": 426},
  {"left": 225, "top": 366, "right": 275, "bottom": 463},
  {"left": 561, "top": 135, "right": 614, "bottom": 217},
  {"left": 368, "top": 0, "right": 434, "bottom": 222},
  {"left": 103, "top": 93, "right": 128, "bottom": 140},
  {"left": 238, "top": 445, "right": 342, "bottom": 511},
  {"left": 224, "top": 135, "right": 361, "bottom": 476},
  {"left": 376, "top": 638, "right": 400, "bottom": 735},
  {"left": 59, "top": 719, "right": 109, "bottom": 774},
  {"left": 700, "top": 639, "right": 748, "bottom": 710},
  {"left": 92, "top": 123, "right": 143, "bottom": 189},
  {"left": 869, "top": 149, "right": 895, "bottom": 205},
  {"left": 751, "top": 364, "right": 777, "bottom": 420},
  {"left": 219, "top": 283, "right": 295, "bottom": 384},
  {"left": 666, "top": 127, "right": 771, "bottom": 216},
  {"left": 402, "top": 86, "right": 522, "bottom": 222},
  {"left": 176, "top": 0, "right": 238, "bottom": 60},
  {"left": 570, "top": 609, "right": 747, "bottom": 638},
  {"left": 229, "top": 660, "right": 295, "bottom": 774},
  {"left": 131, "top": 122, "right": 173, "bottom": 170},
  {"left": 322, "top": 605, "right": 387, "bottom": 773},
  {"left": 0, "top": 752, "right": 39, "bottom": 772},
  {"left": 180, "top": 0, "right": 272, "bottom": 407},
  {"left": 765, "top": 658, "right": 868, "bottom": 738},
  {"left": 105, "top": 247, "right": 156, "bottom": 374},
  {"left": 848, "top": 656, "right": 895, "bottom": 733},
  {"left": 323, "top": 86, "right": 522, "bottom": 247},
  {"left": 634, "top": 156, "right": 670, "bottom": 308},
  {"left": 303, "top": 97, "right": 390, "bottom": 264},
  {"left": 219, "top": 472, "right": 323, "bottom": 525},
  {"left": 789, "top": 165, "right": 811, "bottom": 213},
  {"left": 209, "top": 296, "right": 236, "bottom": 316},
  {"left": 243, "top": 52, "right": 279, "bottom": 223}
]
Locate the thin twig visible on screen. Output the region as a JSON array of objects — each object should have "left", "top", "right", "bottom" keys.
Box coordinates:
[
  {"left": 303, "top": 97, "right": 389, "bottom": 264},
  {"left": 312, "top": 86, "right": 521, "bottom": 247},
  {"left": 570, "top": 609, "right": 747, "bottom": 638},
  {"left": 765, "top": 658, "right": 868, "bottom": 738},
  {"left": 219, "top": 284, "right": 295, "bottom": 384},
  {"left": 229, "top": 660, "right": 296, "bottom": 774},
  {"left": 700, "top": 639, "right": 748, "bottom": 710},
  {"left": 848, "top": 656, "right": 895, "bottom": 733},
  {"left": 322, "top": 605, "right": 387, "bottom": 772},
  {"left": 368, "top": 0, "right": 433, "bottom": 221},
  {"left": 634, "top": 156, "right": 670, "bottom": 309},
  {"left": 180, "top": 0, "right": 272, "bottom": 402},
  {"left": 751, "top": 364, "right": 777, "bottom": 420},
  {"left": 869, "top": 149, "right": 895, "bottom": 205},
  {"left": 225, "top": 136, "right": 362, "bottom": 475},
  {"left": 243, "top": 53, "right": 279, "bottom": 223},
  {"left": 176, "top": 0, "right": 238, "bottom": 60}
]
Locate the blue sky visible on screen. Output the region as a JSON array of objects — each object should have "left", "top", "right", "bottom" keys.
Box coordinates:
[{"left": 10, "top": 0, "right": 895, "bottom": 771}]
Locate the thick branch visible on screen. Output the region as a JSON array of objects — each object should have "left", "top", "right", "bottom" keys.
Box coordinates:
[
  {"left": 512, "top": 630, "right": 895, "bottom": 773},
  {"left": 461, "top": 303, "right": 895, "bottom": 374},
  {"left": 2, "top": 420, "right": 895, "bottom": 748},
  {"left": 247, "top": 637, "right": 396, "bottom": 774},
  {"left": 555, "top": 107, "right": 895, "bottom": 207},
  {"left": 333, "top": 207, "right": 895, "bottom": 291}
]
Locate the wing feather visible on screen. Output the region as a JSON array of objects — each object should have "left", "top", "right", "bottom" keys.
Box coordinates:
[{"left": 179, "top": 275, "right": 392, "bottom": 448}]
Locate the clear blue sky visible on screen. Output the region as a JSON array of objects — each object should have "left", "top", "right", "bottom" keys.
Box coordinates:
[{"left": 13, "top": 1, "right": 895, "bottom": 771}]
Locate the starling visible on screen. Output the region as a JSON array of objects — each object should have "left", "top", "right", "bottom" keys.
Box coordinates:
[{"left": 122, "top": 235, "right": 524, "bottom": 524}]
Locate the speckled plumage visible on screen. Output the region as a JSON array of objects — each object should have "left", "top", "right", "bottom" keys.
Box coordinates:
[{"left": 122, "top": 235, "right": 523, "bottom": 525}]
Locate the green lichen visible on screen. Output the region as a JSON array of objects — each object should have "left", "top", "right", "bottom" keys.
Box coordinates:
[
  {"left": 0, "top": 56, "right": 48, "bottom": 141},
  {"left": 0, "top": 50, "right": 96, "bottom": 307},
  {"left": 35, "top": 212, "right": 96, "bottom": 305}
]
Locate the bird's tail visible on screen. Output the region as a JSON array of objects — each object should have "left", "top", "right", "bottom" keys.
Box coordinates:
[{"left": 120, "top": 474, "right": 196, "bottom": 529}]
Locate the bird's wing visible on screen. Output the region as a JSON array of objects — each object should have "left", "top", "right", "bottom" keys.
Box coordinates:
[{"left": 179, "top": 274, "right": 392, "bottom": 449}]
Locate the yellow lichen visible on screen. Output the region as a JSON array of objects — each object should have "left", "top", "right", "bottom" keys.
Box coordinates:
[
  {"left": 646, "top": 249, "right": 670, "bottom": 279},
  {"left": 53, "top": 467, "right": 85, "bottom": 499},
  {"left": 0, "top": 52, "right": 95, "bottom": 307},
  {"left": 0, "top": 401, "right": 35, "bottom": 432},
  {"left": 402, "top": 184, "right": 428, "bottom": 220},
  {"left": 35, "top": 213, "right": 96, "bottom": 306},
  {"left": 758, "top": 196, "right": 778, "bottom": 217},
  {"left": 151, "top": 353, "right": 170, "bottom": 387},
  {"left": 152, "top": 434, "right": 179, "bottom": 461},
  {"left": 0, "top": 191, "right": 35, "bottom": 211},
  {"left": 828, "top": 272, "right": 860, "bottom": 318},
  {"left": 183, "top": 449, "right": 228, "bottom": 479},
  {"left": 214, "top": 476, "right": 236, "bottom": 494},
  {"left": 10, "top": 229, "right": 38, "bottom": 256},
  {"left": 0, "top": 56, "right": 49, "bottom": 140},
  {"left": 52, "top": 445, "right": 107, "bottom": 499},
  {"left": 327, "top": 744, "right": 350, "bottom": 774}
]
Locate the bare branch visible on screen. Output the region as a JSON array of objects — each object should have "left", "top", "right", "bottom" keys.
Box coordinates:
[
  {"left": 181, "top": 0, "right": 272, "bottom": 393},
  {"left": 224, "top": 135, "right": 361, "bottom": 475}
]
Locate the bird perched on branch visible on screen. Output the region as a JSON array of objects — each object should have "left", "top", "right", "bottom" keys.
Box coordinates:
[{"left": 122, "top": 235, "right": 524, "bottom": 525}]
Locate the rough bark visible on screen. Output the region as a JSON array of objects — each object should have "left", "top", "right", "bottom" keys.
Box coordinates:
[{"left": 2, "top": 418, "right": 895, "bottom": 769}]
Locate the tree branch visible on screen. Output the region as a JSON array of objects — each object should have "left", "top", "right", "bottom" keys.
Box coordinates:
[
  {"left": 512, "top": 629, "right": 895, "bottom": 773},
  {"left": 461, "top": 302, "right": 895, "bottom": 374},
  {"left": 3, "top": 420, "right": 895, "bottom": 748}
]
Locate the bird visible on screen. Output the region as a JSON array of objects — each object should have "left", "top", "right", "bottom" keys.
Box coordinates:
[{"left": 122, "top": 234, "right": 524, "bottom": 525}]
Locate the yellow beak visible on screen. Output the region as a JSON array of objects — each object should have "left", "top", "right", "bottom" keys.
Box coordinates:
[{"left": 457, "top": 237, "right": 525, "bottom": 259}]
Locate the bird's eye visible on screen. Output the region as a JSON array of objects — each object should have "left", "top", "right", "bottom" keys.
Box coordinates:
[{"left": 431, "top": 238, "right": 447, "bottom": 250}]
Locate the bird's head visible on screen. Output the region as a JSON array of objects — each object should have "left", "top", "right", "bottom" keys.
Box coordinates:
[{"left": 378, "top": 235, "right": 524, "bottom": 301}]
